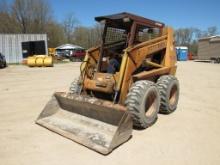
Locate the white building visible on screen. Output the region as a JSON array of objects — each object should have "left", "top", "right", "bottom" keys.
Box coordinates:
[{"left": 0, "top": 34, "right": 48, "bottom": 63}]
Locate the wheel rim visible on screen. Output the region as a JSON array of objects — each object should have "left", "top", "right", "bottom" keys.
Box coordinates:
[
  {"left": 145, "top": 90, "right": 158, "bottom": 117},
  {"left": 169, "top": 84, "right": 178, "bottom": 106}
]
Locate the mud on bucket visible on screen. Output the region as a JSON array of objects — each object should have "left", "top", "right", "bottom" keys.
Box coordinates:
[{"left": 36, "top": 92, "right": 133, "bottom": 154}]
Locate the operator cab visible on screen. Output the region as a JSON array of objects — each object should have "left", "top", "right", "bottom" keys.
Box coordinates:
[{"left": 95, "top": 12, "right": 165, "bottom": 73}]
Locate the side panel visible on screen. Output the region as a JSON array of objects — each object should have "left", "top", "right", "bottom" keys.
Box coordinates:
[
  {"left": 163, "top": 27, "right": 177, "bottom": 75},
  {"left": 81, "top": 47, "right": 100, "bottom": 85},
  {"left": 118, "top": 27, "right": 176, "bottom": 103}
]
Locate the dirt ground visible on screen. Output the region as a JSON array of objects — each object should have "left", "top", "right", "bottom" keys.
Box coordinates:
[{"left": 0, "top": 61, "right": 220, "bottom": 165}]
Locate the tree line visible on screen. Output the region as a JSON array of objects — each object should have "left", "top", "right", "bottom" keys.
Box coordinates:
[
  {"left": 175, "top": 27, "right": 218, "bottom": 55},
  {"left": 0, "top": 0, "right": 102, "bottom": 48},
  {"left": 0, "top": 0, "right": 218, "bottom": 54}
]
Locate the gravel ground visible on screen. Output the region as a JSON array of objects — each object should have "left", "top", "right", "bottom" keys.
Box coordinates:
[{"left": 0, "top": 61, "right": 220, "bottom": 165}]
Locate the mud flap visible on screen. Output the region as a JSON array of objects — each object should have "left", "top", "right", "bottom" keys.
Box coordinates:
[{"left": 36, "top": 92, "right": 133, "bottom": 155}]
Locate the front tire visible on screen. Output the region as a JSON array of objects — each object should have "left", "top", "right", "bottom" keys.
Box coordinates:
[
  {"left": 125, "top": 80, "right": 160, "bottom": 129},
  {"left": 157, "top": 75, "right": 180, "bottom": 114}
]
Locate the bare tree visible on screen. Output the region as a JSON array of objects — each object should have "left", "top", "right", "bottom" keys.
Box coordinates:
[
  {"left": 0, "top": 0, "right": 19, "bottom": 33},
  {"left": 12, "top": 0, "right": 31, "bottom": 33},
  {"left": 175, "top": 28, "right": 194, "bottom": 46},
  {"left": 72, "top": 24, "right": 103, "bottom": 49},
  {"left": 72, "top": 26, "right": 89, "bottom": 48},
  {"left": 91, "top": 23, "right": 103, "bottom": 46},
  {"left": 175, "top": 26, "right": 219, "bottom": 55},
  {"left": 30, "top": 0, "right": 52, "bottom": 32},
  {"left": 193, "top": 26, "right": 218, "bottom": 39},
  {"left": 12, "top": 0, "right": 51, "bottom": 33},
  {"left": 62, "top": 13, "right": 79, "bottom": 43},
  {"left": 207, "top": 26, "right": 218, "bottom": 36},
  {"left": 46, "top": 21, "right": 66, "bottom": 47}
]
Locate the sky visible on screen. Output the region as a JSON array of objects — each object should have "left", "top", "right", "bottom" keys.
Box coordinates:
[{"left": 48, "top": 0, "right": 220, "bottom": 31}]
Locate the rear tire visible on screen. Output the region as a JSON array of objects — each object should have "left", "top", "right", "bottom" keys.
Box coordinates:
[
  {"left": 157, "top": 75, "right": 180, "bottom": 114},
  {"left": 69, "top": 77, "right": 81, "bottom": 94},
  {"left": 125, "top": 80, "right": 160, "bottom": 129}
]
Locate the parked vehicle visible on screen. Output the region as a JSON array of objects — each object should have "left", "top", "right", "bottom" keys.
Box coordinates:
[
  {"left": 0, "top": 53, "right": 7, "bottom": 68},
  {"left": 69, "top": 49, "right": 86, "bottom": 61},
  {"left": 55, "top": 44, "right": 85, "bottom": 61}
]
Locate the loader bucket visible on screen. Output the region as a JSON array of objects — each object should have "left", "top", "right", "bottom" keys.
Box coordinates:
[{"left": 36, "top": 92, "right": 132, "bottom": 155}]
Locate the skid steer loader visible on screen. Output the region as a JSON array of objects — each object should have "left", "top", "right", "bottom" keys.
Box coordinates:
[{"left": 36, "top": 12, "right": 179, "bottom": 154}]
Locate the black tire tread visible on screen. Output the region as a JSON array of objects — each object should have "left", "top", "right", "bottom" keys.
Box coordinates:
[
  {"left": 125, "top": 80, "right": 159, "bottom": 129},
  {"left": 157, "top": 75, "right": 179, "bottom": 114}
]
